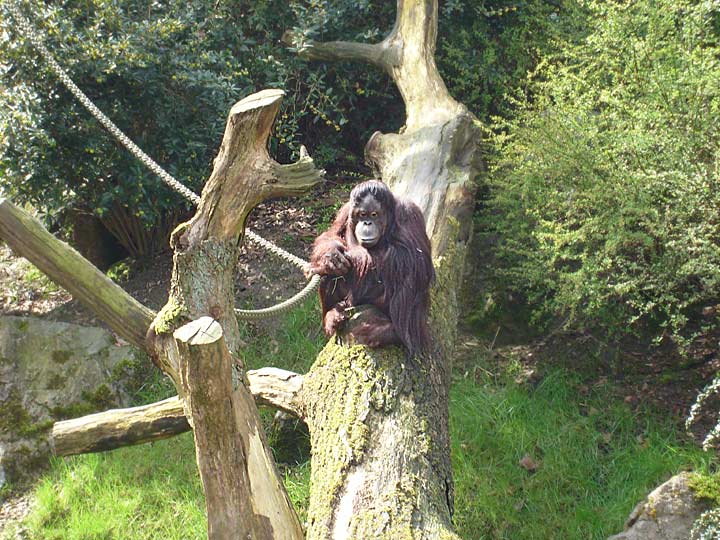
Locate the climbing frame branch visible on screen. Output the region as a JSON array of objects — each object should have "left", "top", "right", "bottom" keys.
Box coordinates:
[
  {"left": 50, "top": 367, "right": 305, "bottom": 457},
  {"left": 146, "top": 88, "right": 317, "bottom": 540},
  {"left": 0, "top": 198, "right": 155, "bottom": 349}
]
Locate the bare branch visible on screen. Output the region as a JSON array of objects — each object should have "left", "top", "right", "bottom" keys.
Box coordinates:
[
  {"left": 285, "top": 31, "right": 400, "bottom": 71},
  {"left": 248, "top": 367, "right": 305, "bottom": 417},
  {"left": 51, "top": 396, "right": 189, "bottom": 456},
  {"left": 0, "top": 198, "right": 155, "bottom": 349},
  {"left": 50, "top": 367, "right": 304, "bottom": 456}
]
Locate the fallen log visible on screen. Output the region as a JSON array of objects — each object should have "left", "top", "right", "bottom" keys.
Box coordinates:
[{"left": 51, "top": 367, "right": 305, "bottom": 456}]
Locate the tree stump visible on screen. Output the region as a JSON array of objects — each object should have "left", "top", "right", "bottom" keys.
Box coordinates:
[{"left": 291, "top": 1, "right": 481, "bottom": 537}]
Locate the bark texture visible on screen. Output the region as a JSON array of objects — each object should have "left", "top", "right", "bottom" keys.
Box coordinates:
[
  {"left": 175, "top": 318, "right": 299, "bottom": 540},
  {"left": 146, "top": 89, "right": 321, "bottom": 540},
  {"left": 51, "top": 396, "right": 189, "bottom": 456},
  {"left": 0, "top": 198, "right": 155, "bottom": 349},
  {"left": 295, "top": 1, "right": 481, "bottom": 538}
]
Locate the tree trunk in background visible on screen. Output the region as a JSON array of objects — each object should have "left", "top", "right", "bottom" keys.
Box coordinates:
[{"left": 293, "top": 1, "right": 482, "bottom": 538}]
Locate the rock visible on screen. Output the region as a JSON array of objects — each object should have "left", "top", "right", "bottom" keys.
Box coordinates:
[
  {"left": 608, "top": 473, "right": 711, "bottom": 540},
  {"left": 0, "top": 316, "right": 144, "bottom": 489}
]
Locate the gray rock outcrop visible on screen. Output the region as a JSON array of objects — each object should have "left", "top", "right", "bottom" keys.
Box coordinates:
[
  {"left": 0, "top": 316, "right": 143, "bottom": 488},
  {"left": 608, "top": 472, "right": 712, "bottom": 540}
]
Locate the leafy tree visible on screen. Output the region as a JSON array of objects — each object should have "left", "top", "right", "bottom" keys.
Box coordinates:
[
  {"left": 0, "top": 0, "right": 400, "bottom": 257},
  {"left": 1, "top": 0, "right": 576, "bottom": 257},
  {"left": 484, "top": 0, "right": 720, "bottom": 348}
]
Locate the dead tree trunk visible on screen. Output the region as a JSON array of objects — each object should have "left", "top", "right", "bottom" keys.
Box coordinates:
[
  {"left": 290, "top": 1, "right": 482, "bottom": 538},
  {"left": 0, "top": 89, "right": 322, "bottom": 539},
  {"left": 144, "top": 89, "right": 322, "bottom": 540}
]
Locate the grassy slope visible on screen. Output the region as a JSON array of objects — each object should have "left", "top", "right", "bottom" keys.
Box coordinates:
[{"left": 3, "top": 300, "right": 712, "bottom": 540}]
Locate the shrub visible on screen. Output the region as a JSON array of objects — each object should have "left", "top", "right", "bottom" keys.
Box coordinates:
[
  {"left": 437, "top": 0, "right": 587, "bottom": 121},
  {"left": 0, "top": 0, "right": 401, "bottom": 257},
  {"left": 484, "top": 0, "right": 720, "bottom": 347}
]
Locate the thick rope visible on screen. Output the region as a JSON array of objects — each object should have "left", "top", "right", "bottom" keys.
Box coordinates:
[{"left": 8, "top": 2, "right": 320, "bottom": 319}]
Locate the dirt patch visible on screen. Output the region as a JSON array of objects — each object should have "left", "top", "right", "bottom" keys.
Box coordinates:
[{"left": 0, "top": 492, "right": 33, "bottom": 538}]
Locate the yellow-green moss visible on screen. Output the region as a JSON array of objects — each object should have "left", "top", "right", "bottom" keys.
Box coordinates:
[
  {"left": 690, "top": 472, "right": 720, "bottom": 505},
  {"left": 154, "top": 298, "right": 186, "bottom": 334},
  {"left": 50, "top": 384, "right": 117, "bottom": 420},
  {"left": 0, "top": 391, "right": 52, "bottom": 437},
  {"left": 45, "top": 373, "right": 68, "bottom": 390},
  {"left": 430, "top": 217, "right": 467, "bottom": 358},
  {"left": 51, "top": 350, "right": 72, "bottom": 364},
  {"left": 81, "top": 383, "right": 116, "bottom": 409},
  {"left": 50, "top": 402, "right": 96, "bottom": 420},
  {"left": 302, "top": 339, "right": 390, "bottom": 533}
]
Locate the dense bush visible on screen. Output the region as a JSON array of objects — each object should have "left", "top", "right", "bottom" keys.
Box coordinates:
[
  {"left": 437, "top": 0, "right": 587, "bottom": 120},
  {"left": 484, "top": 0, "right": 720, "bottom": 346},
  {"left": 0, "top": 0, "right": 401, "bottom": 256},
  {"left": 1, "top": 0, "right": 573, "bottom": 257}
]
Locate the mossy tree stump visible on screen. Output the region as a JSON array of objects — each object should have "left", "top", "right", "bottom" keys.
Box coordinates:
[{"left": 290, "top": 1, "right": 482, "bottom": 538}]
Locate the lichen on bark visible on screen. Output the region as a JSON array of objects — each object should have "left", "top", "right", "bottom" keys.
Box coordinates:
[
  {"left": 301, "top": 332, "right": 459, "bottom": 540},
  {"left": 300, "top": 338, "right": 383, "bottom": 534},
  {"left": 430, "top": 217, "right": 467, "bottom": 361},
  {"left": 153, "top": 297, "right": 186, "bottom": 335}
]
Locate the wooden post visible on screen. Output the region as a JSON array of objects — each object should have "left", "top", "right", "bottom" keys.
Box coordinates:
[
  {"left": 175, "top": 318, "right": 301, "bottom": 540},
  {"left": 146, "top": 89, "right": 322, "bottom": 540}
]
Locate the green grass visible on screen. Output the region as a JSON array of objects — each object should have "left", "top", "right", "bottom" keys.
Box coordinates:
[
  {"left": 5, "top": 302, "right": 713, "bottom": 539},
  {"left": 451, "top": 370, "right": 712, "bottom": 539},
  {"left": 238, "top": 299, "right": 325, "bottom": 374}
]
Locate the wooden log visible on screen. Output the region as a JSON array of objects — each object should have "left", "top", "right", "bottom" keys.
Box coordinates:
[
  {"left": 146, "top": 89, "right": 320, "bottom": 540},
  {"left": 291, "top": 2, "right": 480, "bottom": 538},
  {"left": 51, "top": 367, "right": 305, "bottom": 456},
  {"left": 175, "top": 317, "right": 303, "bottom": 540},
  {"left": 51, "top": 397, "right": 189, "bottom": 456},
  {"left": 0, "top": 198, "right": 155, "bottom": 350}
]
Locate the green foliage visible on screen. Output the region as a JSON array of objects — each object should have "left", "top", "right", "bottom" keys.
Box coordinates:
[
  {"left": 105, "top": 260, "right": 131, "bottom": 283},
  {"left": 484, "top": 0, "right": 720, "bottom": 346},
  {"left": 0, "top": 0, "right": 587, "bottom": 258},
  {"left": 690, "top": 471, "right": 720, "bottom": 506},
  {"left": 23, "top": 265, "right": 59, "bottom": 294},
  {"left": 437, "top": 0, "right": 588, "bottom": 120},
  {"left": 0, "top": 0, "right": 402, "bottom": 256}
]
